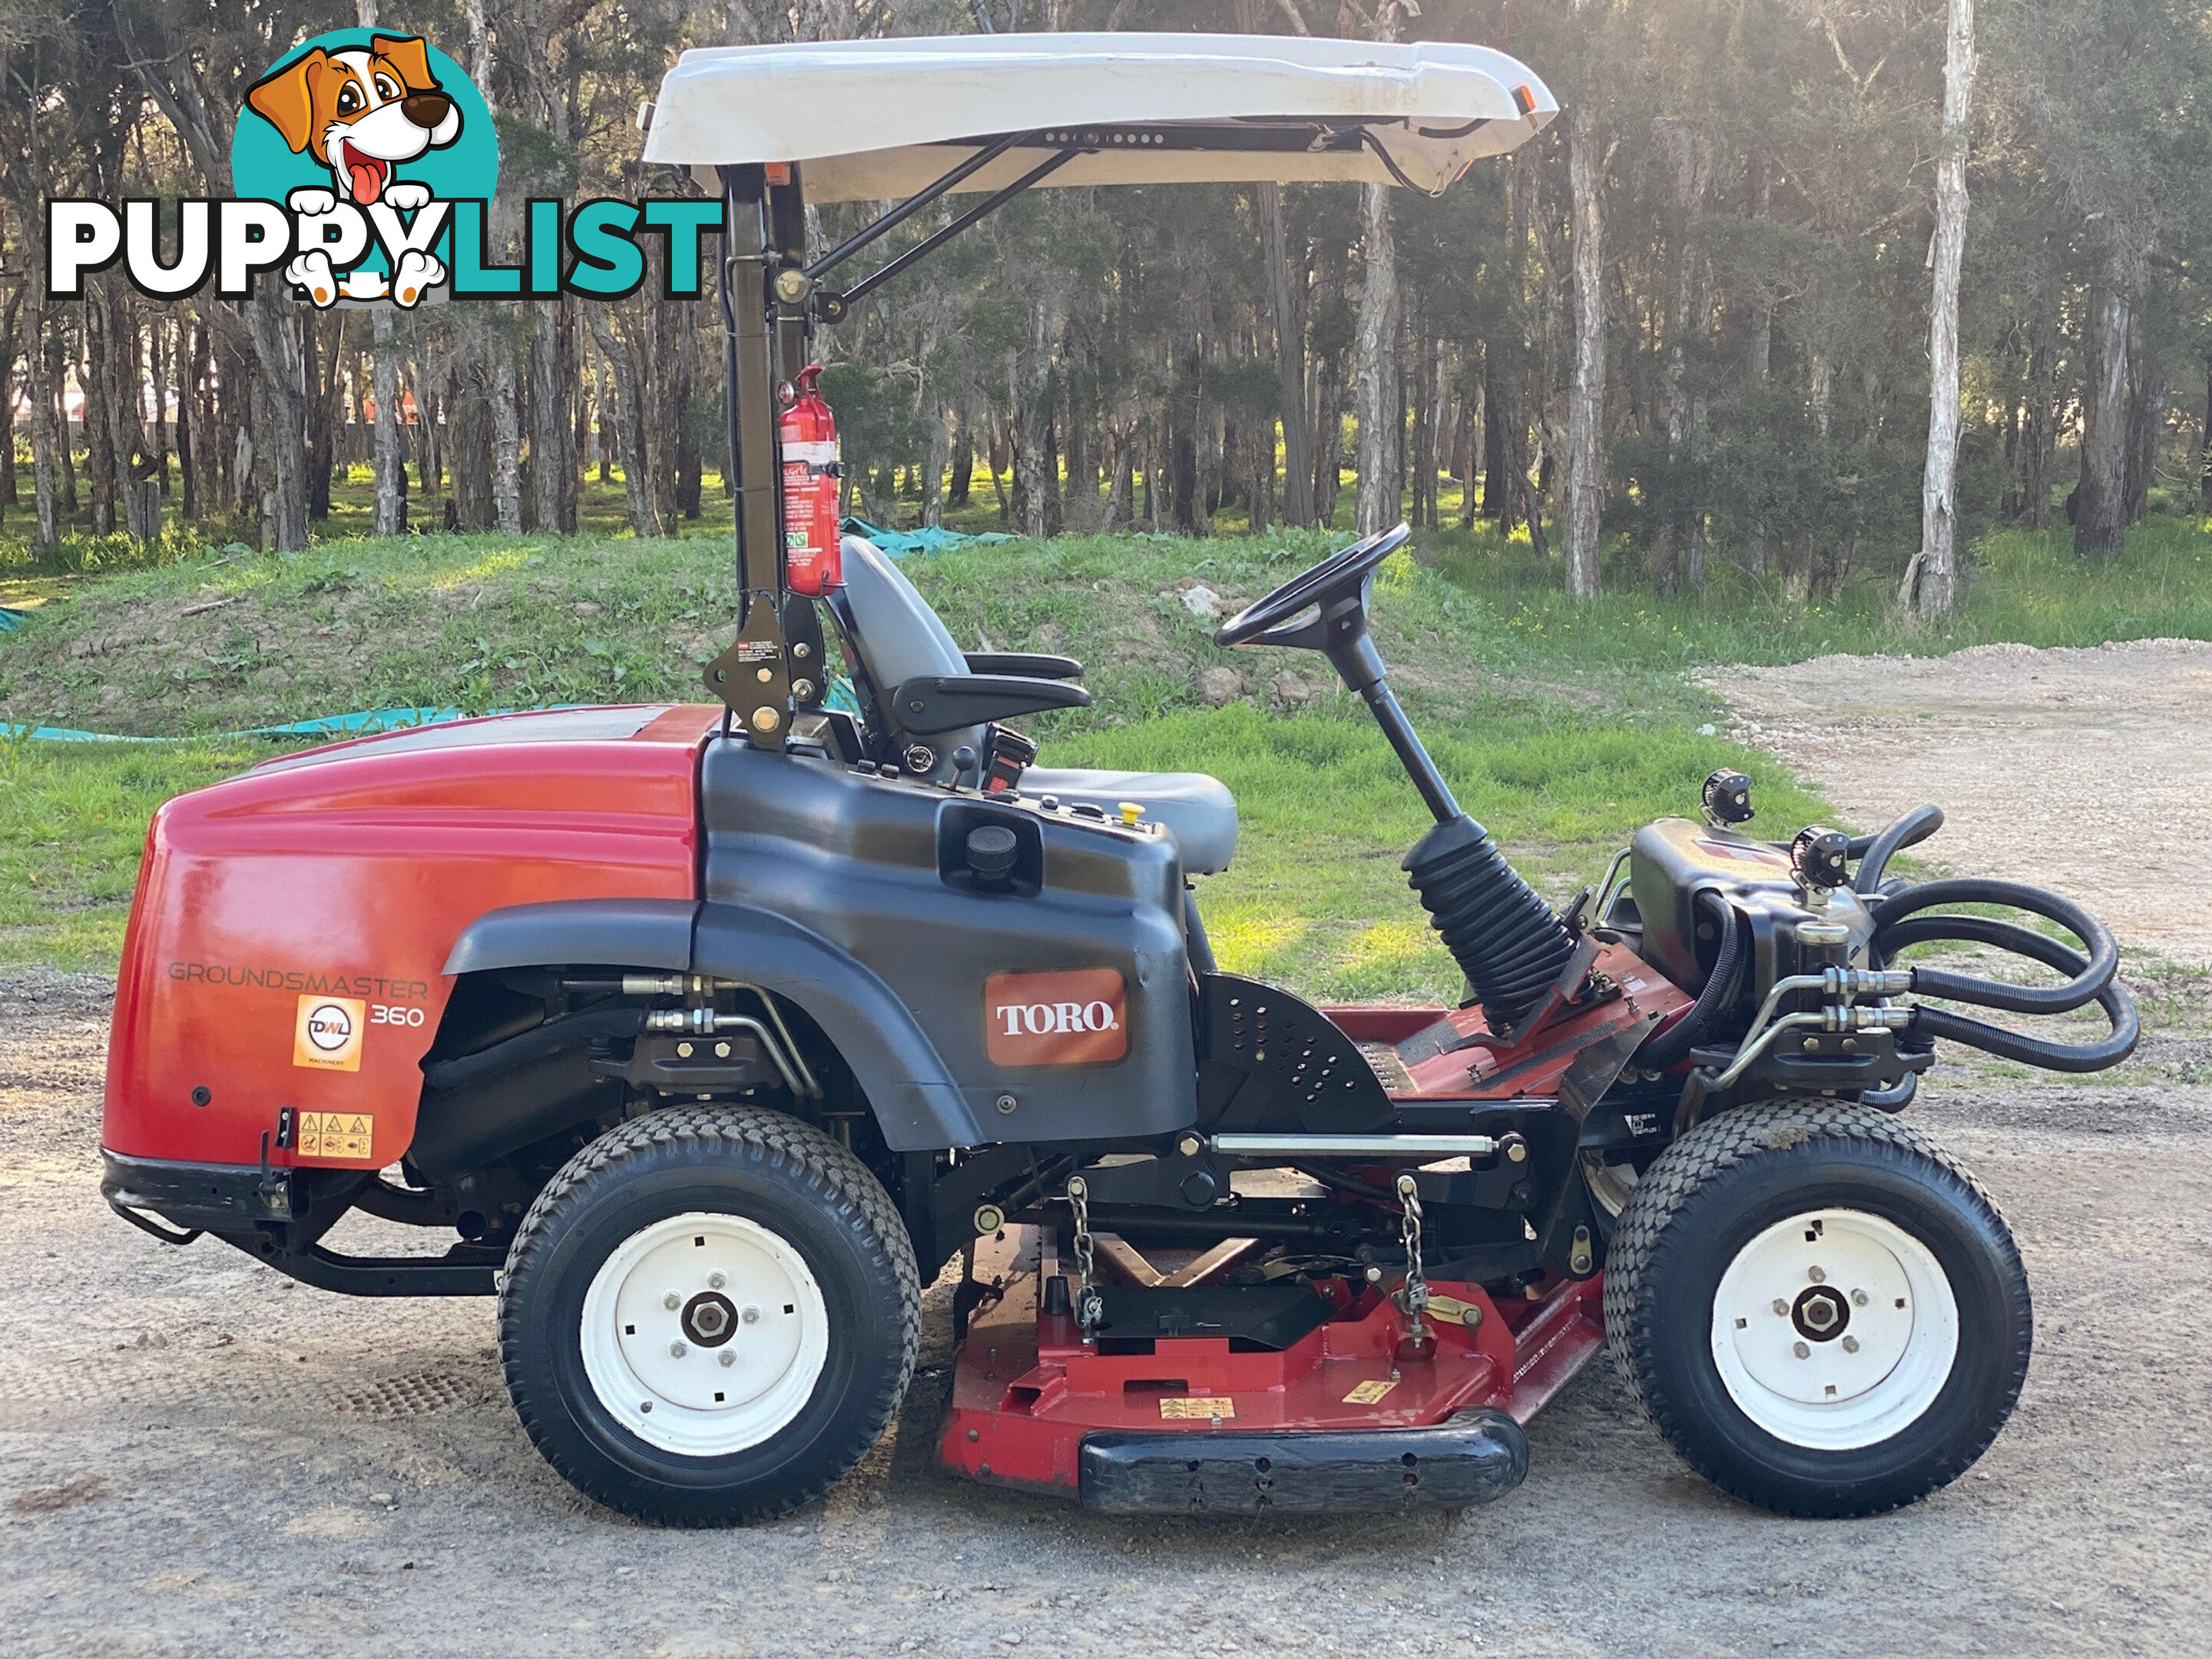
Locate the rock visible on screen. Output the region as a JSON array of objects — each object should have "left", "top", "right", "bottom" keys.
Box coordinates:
[
  {"left": 573, "top": 601, "right": 601, "bottom": 617},
  {"left": 1272, "top": 671, "right": 1312, "bottom": 705},
  {"left": 1180, "top": 584, "right": 1224, "bottom": 619},
  {"left": 1196, "top": 667, "right": 1245, "bottom": 707}
]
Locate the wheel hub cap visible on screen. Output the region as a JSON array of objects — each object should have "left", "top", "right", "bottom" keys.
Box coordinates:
[
  {"left": 1710, "top": 1207, "right": 1960, "bottom": 1452},
  {"left": 579, "top": 1212, "right": 829, "bottom": 1458}
]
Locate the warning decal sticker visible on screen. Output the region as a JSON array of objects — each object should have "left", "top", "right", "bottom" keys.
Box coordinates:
[
  {"left": 1157, "top": 1396, "right": 1236, "bottom": 1420},
  {"left": 293, "top": 994, "right": 366, "bottom": 1072},
  {"left": 1342, "top": 1378, "right": 1400, "bottom": 1405},
  {"left": 297, "top": 1111, "right": 375, "bottom": 1161}
]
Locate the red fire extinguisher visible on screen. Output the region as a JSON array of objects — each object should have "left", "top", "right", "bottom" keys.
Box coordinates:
[{"left": 781, "top": 365, "right": 843, "bottom": 597}]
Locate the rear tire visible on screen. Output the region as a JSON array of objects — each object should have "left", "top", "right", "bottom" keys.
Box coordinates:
[
  {"left": 1603, "top": 1101, "right": 2029, "bottom": 1517},
  {"left": 499, "top": 1107, "right": 919, "bottom": 1525}
]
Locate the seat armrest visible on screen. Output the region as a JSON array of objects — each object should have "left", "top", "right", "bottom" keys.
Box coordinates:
[
  {"left": 889, "top": 674, "right": 1092, "bottom": 736},
  {"left": 963, "top": 651, "right": 1085, "bottom": 680}
]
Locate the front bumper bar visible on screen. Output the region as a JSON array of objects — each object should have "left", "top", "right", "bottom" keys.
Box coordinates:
[{"left": 1077, "top": 1406, "right": 1529, "bottom": 1515}]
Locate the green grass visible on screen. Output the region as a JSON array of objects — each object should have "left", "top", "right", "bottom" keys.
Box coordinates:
[
  {"left": 5, "top": 506, "right": 2212, "bottom": 992},
  {"left": 0, "top": 737, "right": 258, "bottom": 972}
]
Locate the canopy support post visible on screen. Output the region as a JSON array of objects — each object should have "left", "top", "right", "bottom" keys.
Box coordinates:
[{"left": 706, "top": 162, "right": 791, "bottom": 750}]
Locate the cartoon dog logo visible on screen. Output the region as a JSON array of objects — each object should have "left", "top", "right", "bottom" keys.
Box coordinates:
[{"left": 246, "top": 34, "right": 462, "bottom": 308}]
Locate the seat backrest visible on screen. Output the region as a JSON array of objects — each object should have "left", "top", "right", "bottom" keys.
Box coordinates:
[{"left": 833, "top": 535, "right": 985, "bottom": 782}]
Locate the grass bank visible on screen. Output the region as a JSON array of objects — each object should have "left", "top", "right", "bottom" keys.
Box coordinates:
[{"left": 9, "top": 512, "right": 2210, "bottom": 988}]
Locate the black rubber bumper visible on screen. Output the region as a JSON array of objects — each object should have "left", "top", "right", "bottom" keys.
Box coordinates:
[{"left": 1078, "top": 1407, "right": 1529, "bottom": 1515}]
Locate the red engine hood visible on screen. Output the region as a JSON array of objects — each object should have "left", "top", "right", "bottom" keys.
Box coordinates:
[{"left": 101, "top": 704, "right": 722, "bottom": 1171}]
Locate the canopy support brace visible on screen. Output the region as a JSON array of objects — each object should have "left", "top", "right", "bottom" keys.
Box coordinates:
[
  {"left": 833, "top": 147, "right": 1081, "bottom": 313},
  {"left": 804, "top": 131, "right": 1035, "bottom": 282}
]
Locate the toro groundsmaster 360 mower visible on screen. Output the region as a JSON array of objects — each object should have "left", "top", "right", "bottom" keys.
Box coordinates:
[{"left": 101, "top": 34, "right": 2136, "bottom": 1525}]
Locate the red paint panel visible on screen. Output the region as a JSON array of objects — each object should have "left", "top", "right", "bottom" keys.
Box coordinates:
[{"left": 102, "top": 711, "right": 709, "bottom": 1171}]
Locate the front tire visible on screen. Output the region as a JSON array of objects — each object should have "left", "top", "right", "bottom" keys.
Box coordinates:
[
  {"left": 1603, "top": 1101, "right": 2029, "bottom": 1517},
  {"left": 499, "top": 1107, "right": 919, "bottom": 1525}
]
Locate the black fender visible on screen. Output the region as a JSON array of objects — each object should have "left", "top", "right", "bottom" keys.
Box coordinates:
[
  {"left": 690, "top": 901, "right": 982, "bottom": 1152},
  {"left": 442, "top": 898, "right": 697, "bottom": 976},
  {"left": 435, "top": 896, "right": 979, "bottom": 1154}
]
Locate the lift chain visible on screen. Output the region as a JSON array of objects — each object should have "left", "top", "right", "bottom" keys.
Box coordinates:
[
  {"left": 1395, "top": 1173, "right": 1432, "bottom": 1345},
  {"left": 1067, "top": 1175, "right": 1103, "bottom": 1337}
]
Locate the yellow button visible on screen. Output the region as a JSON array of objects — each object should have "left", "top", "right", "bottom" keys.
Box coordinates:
[{"left": 1118, "top": 801, "right": 1144, "bottom": 826}]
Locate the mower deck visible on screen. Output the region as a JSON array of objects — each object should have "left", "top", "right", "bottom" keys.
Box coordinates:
[{"left": 938, "top": 1224, "right": 1605, "bottom": 1513}]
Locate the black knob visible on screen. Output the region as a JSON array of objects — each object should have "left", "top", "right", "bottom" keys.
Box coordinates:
[
  {"left": 965, "top": 823, "right": 1018, "bottom": 891},
  {"left": 1702, "top": 769, "right": 1754, "bottom": 825},
  {"left": 1790, "top": 826, "right": 1851, "bottom": 892}
]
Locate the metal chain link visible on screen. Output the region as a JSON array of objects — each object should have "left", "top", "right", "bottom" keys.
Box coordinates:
[
  {"left": 1067, "top": 1175, "right": 1102, "bottom": 1335},
  {"left": 1395, "top": 1172, "right": 1432, "bottom": 1342}
]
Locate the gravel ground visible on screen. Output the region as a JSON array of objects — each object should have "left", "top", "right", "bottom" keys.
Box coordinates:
[
  {"left": 3, "top": 967, "right": 2208, "bottom": 1659},
  {"left": 1704, "top": 637, "right": 2212, "bottom": 962}
]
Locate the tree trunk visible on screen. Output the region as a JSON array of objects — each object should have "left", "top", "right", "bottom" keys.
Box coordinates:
[
  {"left": 1906, "top": 0, "right": 1975, "bottom": 619},
  {"left": 25, "top": 294, "right": 61, "bottom": 548},
  {"left": 372, "top": 311, "right": 406, "bottom": 537},
  {"left": 584, "top": 310, "right": 661, "bottom": 538},
  {"left": 1260, "top": 180, "right": 1314, "bottom": 527},
  {"left": 2076, "top": 241, "right": 2135, "bottom": 560},
  {"left": 2199, "top": 353, "right": 2212, "bottom": 514},
  {"left": 2123, "top": 303, "right": 2163, "bottom": 525},
  {"left": 531, "top": 301, "right": 572, "bottom": 535},
  {"left": 1352, "top": 175, "right": 1400, "bottom": 537},
  {"left": 922, "top": 403, "right": 951, "bottom": 528},
  {"left": 2020, "top": 324, "right": 2058, "bottom": 529},
  {"left": 243, "top": 290, "right": 310, "bottom": 551},
  {"left": 0, "top": 285, "right": 18, "bottom": 522},
  {"left": 1563, "top": 106, "right": 1607, "bottom": 601},
  {"left": 1015, "top": 295, "right": 1061, "bottom": 539},
  {"left": 1745, "top": 159, "right": 1773, "bottom": 576},
  {"left": 173, "top": 314, "right": 197, "bottom": 521},
  {"left": 949, "top": 422, "right": 974, "bottom": 508}
]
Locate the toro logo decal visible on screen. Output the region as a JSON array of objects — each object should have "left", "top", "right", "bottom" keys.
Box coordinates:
[
  {"left": 293, "top": 994, "right": 367, "bottom": 1072},
  {"left": 985, "top": 970, "right": 1128, "bottom": 1068}
]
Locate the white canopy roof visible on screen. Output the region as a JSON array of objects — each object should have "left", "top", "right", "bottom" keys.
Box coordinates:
[{"left": 642, "top": 32, "right": 1556, "bottom": 202}]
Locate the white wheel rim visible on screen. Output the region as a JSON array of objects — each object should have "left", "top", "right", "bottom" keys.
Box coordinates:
[
  {"left": 579, "top": 1211, "right": 830, "bottom": 1459},
  {"left": 1710, "top": 1207, "right": 1959, "bottom": 1452}
]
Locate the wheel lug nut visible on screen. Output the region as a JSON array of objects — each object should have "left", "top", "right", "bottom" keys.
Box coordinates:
[
  {"left": 663, "top": 1293, "right": 681, "bottom": 1310},
  {"left": 718, "top": 1349, "right": 736, "bottom": 1368},
  {"left": 670, "top": 1341, "right": 687, "bottom": 1358},
  {"left": 1842, "top": 1335, "right": 1859, "bottom": 1353},
  {"left": 1807, "top": 1266, "right": 1826, "bottom": 1284},
  {"left": 708, "top": 1272, "right": 727, "bottom": 1290},
  {"left": 1852, "top": 1289, "right": 1869, "bottom": 1306},
  {"left": 1771, "top": 1299, "right": 1789, "bottom": 1316},
  {"left": 1793, "top": 1341, "right": 1810, "bottom": 1359},
  {"left": 741, "top": 1305, "right": 761, "bottom": 1325}
]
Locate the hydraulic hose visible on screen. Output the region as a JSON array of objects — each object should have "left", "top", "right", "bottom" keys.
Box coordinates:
[
  {"left": 1878, "top": 912, "right": 2138, "bottom": 1072},
  {"left": 1849, "top": 803, "right": 1945, "bottom": 894},
  {"left": 1871, "top": 877, "right": 2119, "bottom": 1015},
  {"left": 1638, "top": 889, "right": 1744, "bottom": 1069}
]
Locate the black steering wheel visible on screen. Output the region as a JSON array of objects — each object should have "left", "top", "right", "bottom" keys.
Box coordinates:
[{"left": 1213, "top": 523, "right": 1412, "bottom": 651}]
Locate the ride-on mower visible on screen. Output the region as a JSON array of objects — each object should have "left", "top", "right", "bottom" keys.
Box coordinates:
[{"left": 100, "top": 35, "right": 2135, "bottom": 1525}]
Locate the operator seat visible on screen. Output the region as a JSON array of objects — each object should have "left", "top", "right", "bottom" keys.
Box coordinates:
[{"left": 831, "top": 535, "right": 1240, "bottom": 874}]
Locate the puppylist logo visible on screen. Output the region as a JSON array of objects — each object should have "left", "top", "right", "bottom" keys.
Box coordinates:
[{"left": 46, "top": 26, "right": 721, "bottom": 310}]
